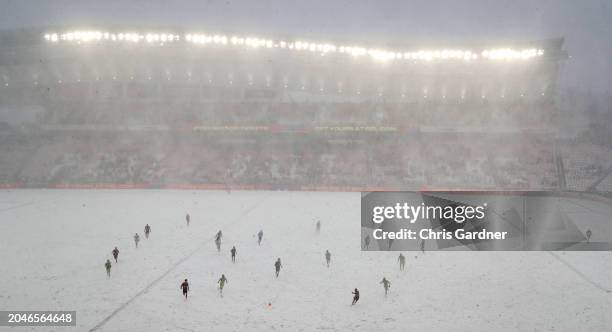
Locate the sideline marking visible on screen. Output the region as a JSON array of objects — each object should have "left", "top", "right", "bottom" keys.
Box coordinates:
[
  {"left": 89, "top": 196, "right": 268, "bottom": 331},
  {"left": 548, "top": 251, "right": 612, "bottom": 293},
  {"left": 0, "top": 201, "right": 35, "bottom": 213}
]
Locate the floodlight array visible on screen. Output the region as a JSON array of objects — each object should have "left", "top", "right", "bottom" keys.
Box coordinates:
[{"left": 44, "top": 30, "right": 545, "bottom": 63}]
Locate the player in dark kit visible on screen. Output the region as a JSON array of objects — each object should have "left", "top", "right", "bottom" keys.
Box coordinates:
[
  {"left": 352, "top": 288, "right": 360, "bottom": 305},
  {"left": 274, "top": 258, "right": 282, "bottom": 278},
  {"left": 586, "top": 229, "right": 592, "bottom": 243},
  {"left": 134, "top": 233, "right": 140, "bottom": 248},
  {"left": 230, "top": 246, "right": 237, "bottom": 263},
  {"left": 144, "top": 224, "right": 151, "bottom": 239},
  {"left": 105, "top": 259, "right": 112, "bottom": 278},
  {"left": 420, "top": 239, "right": 425, "bottom": 253},
  {"left": 112, "top": 247, "right": 119, "bottom": 263},
  {"left": 398, "top": 253, "right": 406, "bottom": 270},
  {"left": 257, "top": 230, "right": 263, "bottom": 245},
  {"left": 180, "top": 279, "right": 189, "bottom": 299},
  {"left": 380, "top": 277, "right": 391, "bottom": 296},
  {"left": 364, "top": 235, "right": 371, "bottom": 249},
  {"left": 325, "top": 250, "right": 331, "bottom": 267},
  {"left": 186, "top": 213, "right": 190, "bottom": 226}
]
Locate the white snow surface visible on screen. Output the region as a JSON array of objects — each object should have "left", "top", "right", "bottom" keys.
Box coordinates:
[{"left": 1, "top": 189, "right": 612, "bottom": 331}]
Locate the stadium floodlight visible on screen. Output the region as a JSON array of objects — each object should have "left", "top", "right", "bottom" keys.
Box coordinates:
[
  {"left": 43, "top": 29, "right": 546, "bottom": 64},
  {"left": 482, "top": 48, "right": 544, "bottom": 60}
]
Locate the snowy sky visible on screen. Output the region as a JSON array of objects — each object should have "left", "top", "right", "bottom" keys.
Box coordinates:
[{"left": 1, "top": 0, "right": 611, "bottom": 96}]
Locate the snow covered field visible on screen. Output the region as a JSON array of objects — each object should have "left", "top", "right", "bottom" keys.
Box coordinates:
[{"left": 1, "top": 189, "right": 612, "bottom": 331}]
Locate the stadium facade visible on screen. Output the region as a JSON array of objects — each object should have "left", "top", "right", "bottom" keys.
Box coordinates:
[
  {"left": 1, "top": 28, "right": 563, "bottom": 115},
  {"left": 0, "top": 27, "right": 592, "bottom": 191}
]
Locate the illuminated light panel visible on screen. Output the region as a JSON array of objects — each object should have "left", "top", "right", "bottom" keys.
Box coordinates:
[
  {"left": 48, "top": 30, "right": 180, "bottom": 44},
  {"left": 43, "top": 29, "right": 546, "bottom": 63}
]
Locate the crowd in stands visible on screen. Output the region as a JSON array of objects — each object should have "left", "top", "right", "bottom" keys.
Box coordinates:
[
  {"left": 0, "top": 130, "right": 559, "bottom": 190},
  {"left": 562, "top": 142, "right": 612, "bottom": 191},
  {"left": 3, "top": 97, "right": 610, "bottom": 191},
  {"left": 36, "top": 100, "right": 555, "bottom": 131}
]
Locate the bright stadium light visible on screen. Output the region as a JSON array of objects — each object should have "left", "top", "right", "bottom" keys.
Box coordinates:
[
  {"left": 482, "top": 48, "right": 544, "bottom": 60},
  {"left": 43, "top": 29, "right": 546, "bottom": 64}
]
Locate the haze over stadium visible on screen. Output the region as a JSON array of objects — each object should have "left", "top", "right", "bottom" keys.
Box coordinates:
[{"left": 0, "top": 1, "right": 611, "bottom": 331}]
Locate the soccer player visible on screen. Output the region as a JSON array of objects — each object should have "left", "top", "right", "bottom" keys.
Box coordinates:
[
  {"left": 112, "top": 247, "right": 119, "bottom": 263},
  {"left": 351, "top": 288, "right": 360, "bottom": 305},
  {"left": 380, "top": 277, "right": 391, "bottom": 296},
  {"left": 257, "top": 230, "right": 264, "bottom": 246},
  {"left": 364, "top": 235, "right": 371, "bottom": 249},
  {"left": 230, "top": 246, "right": 237, "bottom": 263},
  {"left": 105, "top": 259, "right": 112, "bottom": 278},
  {"left": 274, "top": 258, "right": 282, "bottom": 278},
  {"left": 316, "top": 220, "right": 321, "bottom": 233},
  {"left": 398, "top": 253, "right": 406, "bottom": 270},
  {"left": 144, "top": 224, "right": 151, "bottom": 239},
  {"left": 134, "top": 233, "right": 140, "bottom": 248},
  {"left": 186, "top": 213, "right": 190, "bottom": 226},
  {"left": 180, "top": 279, "right": 189, "bottom": 299},
  {"left": 586, "top": 229, "right": 592, "bottom": 243},
  {"left": 215, "top": 230, "right": 223, "bottom": 252},
  {"left": 218, "top": 274, "right": 228, "bottom": 296},
  {"left": 325, "top": 250, "right": 331, "bottom": 267}
]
